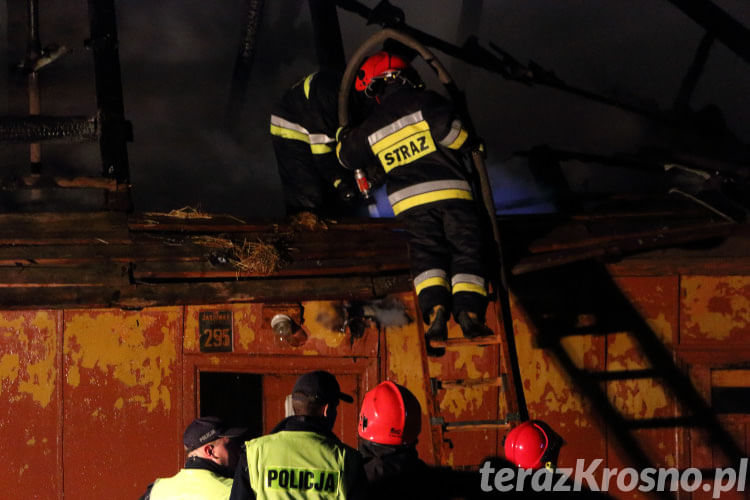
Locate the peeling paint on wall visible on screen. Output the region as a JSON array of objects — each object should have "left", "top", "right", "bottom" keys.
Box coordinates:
[
  {"left": 386, "top": 322, "right": 428, "bottom": 411},
  {"left": 235, "top": 306, "right": 257, "bottom": 349},
  {"left": 512, "top": 302, "right": 589, "bottom": 419},
  {"left": 0, "top": 312, "right": 58, "bottom": 408},
  {"left": 302, "top": 301, "right": 347, "bottom": 348},
  {"left": 682, "top": 276, "right": 750, "bottom": 342},
  {"left": 64, "top": 310, "right": 178, "bottom": 412},
  {"left": 440, "top": 385, "right": 487, "bottom": 417}
]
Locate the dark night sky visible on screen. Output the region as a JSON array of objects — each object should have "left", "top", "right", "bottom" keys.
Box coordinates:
[{"left": 1, "top": 0, "right": 749, "bottom": 216}]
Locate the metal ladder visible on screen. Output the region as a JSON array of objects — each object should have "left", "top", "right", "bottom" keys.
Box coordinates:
[{"left": 418, "top": 292, "right": 526, "bottom": 465}]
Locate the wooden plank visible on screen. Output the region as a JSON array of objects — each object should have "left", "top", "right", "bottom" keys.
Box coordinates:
[
  {"left": 0, "top": 212, "right": 130, "bottom": 244},
  {"left": 512, "top": 221, "right": 737, "bottom": 275},
  {"left": 128, "top": 214, "right": 402, "bottom": 233},
  {"left": 0, "top": 275, "right": 398, "bottom": 309},
  {"left": 131, "top": 255, "right": 409, "bottom": 280},
  {"left": 0, "top": 264, "right": 130, "bottom": 287},
  {"left": 0, "top": 243, "right": 203, "bottom": 266},
  {"left": 527, "top": 219, "right": 729, "bottom": 254}
]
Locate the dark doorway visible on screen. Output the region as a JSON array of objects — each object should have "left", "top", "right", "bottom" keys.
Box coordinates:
[{"left": 200, "top": 372, "right": 264, "bottom": 441}]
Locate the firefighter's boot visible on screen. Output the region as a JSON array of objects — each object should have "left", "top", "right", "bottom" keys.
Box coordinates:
[
  {"left": 457, "top": 311, "right": 494, "bottom": 339},
  {"left": 425, "top": 305, "right": 447, "bottom": 357}
]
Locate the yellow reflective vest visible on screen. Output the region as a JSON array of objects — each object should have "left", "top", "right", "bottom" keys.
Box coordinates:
[
  {"left": 245, "top": 430, "right": 362, "bottom": 499},
  {"left": 150, "top": 468, "right": 233, "bottom": 500}
]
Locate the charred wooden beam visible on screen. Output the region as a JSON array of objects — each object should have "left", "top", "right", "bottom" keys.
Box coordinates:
[
  {"left": 0, "top": 115, "right": 98, "bottom": 143},
  {"left": 0, "top": 274, "right": 408, "bottom": 309},
  {"left": 309, "top": 0, "right": 345, "bottom": 72},
  {"left": 224, "top": 0, "right": 265, "bottom": 133},
  {"left": 86, "top": 0, "right": 131, "bottom": 184},
  {"left": 0, "top": 174, "right": 120, "bottom": 191},
  {"left": 0, "top": 211, "right": 130, "bottom": 245},
  {"left": 511, "top": 221, "right": 736, "bottom": 275},
  {"left": 667, "top": 0, "right": 750, "bottom": 66}
]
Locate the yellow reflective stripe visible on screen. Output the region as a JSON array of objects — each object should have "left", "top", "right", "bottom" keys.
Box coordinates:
[
  {"left": 303, "top": 73, "right": 315, "bottom": 99},
  {"left": 445, "top": 128, "right": 468, "bottom": 150},
  {"left": 452, "top": 282, "right": 488, "bottom": 296},
  {"left": 311, "top": 143, "right": 333, "bottom": 154},
  {"left": 392, "top": 189, "right": 473, "bottom": 215},
  {"left": 415, "top": 276, "right": 450, "bottom": 295},
  {"left": 371, "top": 121, "right": 430, "bottom": 155},
  {"left": 270, "top": 124, "right": 309, "bottom": 143}
]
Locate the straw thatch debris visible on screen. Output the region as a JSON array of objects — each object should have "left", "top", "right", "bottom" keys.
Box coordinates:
[
  {"left": 193, "top": 235, "right": 284, "bottom": 275},
  {"left": 144, "top": 205, "right": 213, "bottom": 219},
  {"left": 289, "top": 211, "right": 329, "bottom": 231}
]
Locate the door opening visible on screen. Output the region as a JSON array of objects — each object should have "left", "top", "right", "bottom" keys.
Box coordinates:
[{"left": 199, "top": 372, "right": 263, "bottom": 441}]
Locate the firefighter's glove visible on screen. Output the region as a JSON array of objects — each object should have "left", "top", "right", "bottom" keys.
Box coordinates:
[
  {"left": 365, "top": 163, "right": 386, "bottom": 189},
  {"left": 334, "top": 177, "right": 357, "bottom": 203},
  {"left": 472, "top": 137, "right": 487, "bottom": 158},
  {"left": 336, "top": 126, "right": 351, "bottom": 143}
]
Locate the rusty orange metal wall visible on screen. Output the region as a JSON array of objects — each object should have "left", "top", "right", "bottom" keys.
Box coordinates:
[
  {"left": 2, "top": 273, "right": 749, "bottom": 499},
  {"left": 0, "top": 311, "right": 62, "bottom": 498},
  {"left": 62, "top": 308, "right": 183, "bottom": 498}
]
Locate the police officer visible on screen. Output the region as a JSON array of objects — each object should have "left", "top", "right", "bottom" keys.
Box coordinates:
[
  {"left": 336, "top": 51, "right": 494, "bottom": 356},
  {"left": 271, "top": 70, "right": 363, "bottom": 216},
  {"left": 229, "top": 370, "right": 366, "bottom": 500},
  {"left": 139, "top": 416, "right": 246, "bottom": 500}
]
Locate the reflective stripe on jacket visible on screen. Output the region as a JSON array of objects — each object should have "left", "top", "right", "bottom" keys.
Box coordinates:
[
  {"left": 150, "top": 468, "right": 233, "bottom": 500},
  {"left": 336, "top": 86, "right": 473, "bottom": 214}
]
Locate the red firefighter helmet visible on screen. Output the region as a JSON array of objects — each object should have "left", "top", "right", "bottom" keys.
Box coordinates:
[
  {"left": 355, "top": 51, "right": 410, "bottom": 93},
  {"left": 504, "top": 421, "right": 550, "bottom": 469},
  {"left": 358, "top": 380, "right": 422, "bottom": 446}
]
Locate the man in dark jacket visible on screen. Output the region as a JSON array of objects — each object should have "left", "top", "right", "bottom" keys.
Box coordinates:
[
  {"left": 271, "top": 70, "right": 362, "bottom": 216},
  {"left": 358, "top": 381, "right": 471, "bottom": 499},
  {"left": 337, "top": 52, "right": 494, "bottom": 356},
  {"left": 230, "top": 370, "right": 366, "bottom": 500},
  {"left": 139, "top": 416, "right": 246, "bottom": 500}
]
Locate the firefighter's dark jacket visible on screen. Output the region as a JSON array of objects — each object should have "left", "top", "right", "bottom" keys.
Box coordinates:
[
  {"left": 138, "top": 456, "right": 235, "bottom": 500},
  {"left": 358, "top": 440, "right": 471, "bottom": 500},
  {"left": 336, "top": 85, "right": 472, "bottom": 216},
  {"left": 270, "top": 70, "right": 344, "bottom": 188},
  {"left": 229, "top": 415, "right": 366, "bottom": 500}
]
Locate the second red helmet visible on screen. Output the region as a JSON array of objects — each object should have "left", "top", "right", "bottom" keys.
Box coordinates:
[
  {"left": 355, "top": 51, "right": 409, "bottom": 93},
  {"left": 358, "top": 381, "right": 422, "bottom": 446},
  {"left": 503, "top": 420, "right": 550, "bottom": 469}
]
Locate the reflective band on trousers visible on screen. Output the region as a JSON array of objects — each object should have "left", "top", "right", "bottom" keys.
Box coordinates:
[
  {"left": 438, "top": 119, "right": 469, "bottom": 150},
  {"left": 388, "top": 180, "right": 473, "bottom": 215},
  {"left": 270, "top": 115, "right": 335, "bottom": 154},
  {"left": 413, "top": 268, "right": 449, "bottom": 295},
  {"left": 451, "top": 273, "right": 487, "bottom": 296}
]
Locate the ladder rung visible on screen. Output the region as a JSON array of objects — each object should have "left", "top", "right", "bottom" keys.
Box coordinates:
[
  {"left": 431, "top": 417, "right": 512, "bottom": 431},
  {"left": 431, "top": 376, "right": 505, "bottom": 393},
  {"left": 429, "top": 335, "right": 503, "bottom": 348}
]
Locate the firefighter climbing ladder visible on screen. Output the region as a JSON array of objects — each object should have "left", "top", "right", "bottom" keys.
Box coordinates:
[{"left": 337, "top": 28, "right": 529, "bottom": 466}]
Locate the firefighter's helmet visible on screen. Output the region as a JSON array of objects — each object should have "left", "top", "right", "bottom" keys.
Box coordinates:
[
  {"left": 355, "top": 51, "right": 410, "bottom": 95},
  {"left": 504, "top": 420, "right": 550, "bottom": 469},
  {"left": 358, "top": 380, "right": 422, "bottom": 446}
]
